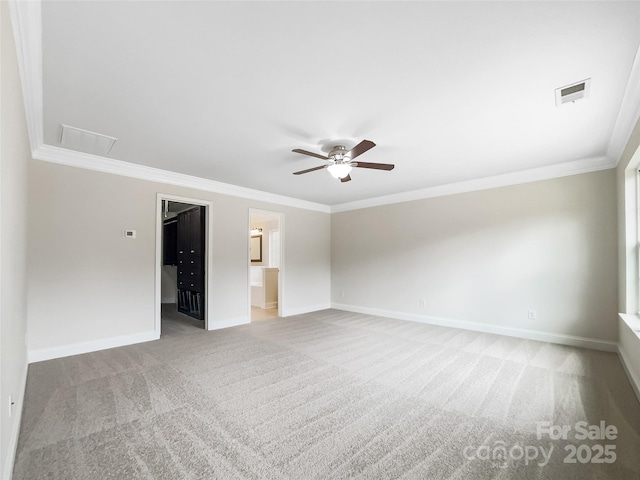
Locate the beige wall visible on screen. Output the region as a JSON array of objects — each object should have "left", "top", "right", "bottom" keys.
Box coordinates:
[
  {"left": 1, "top": 1, "right": 30, "bottom": 477},
  {"left": 27, "top": 160, "right": 330, "bottom": 355},
  {"left": 332, "top": 169, "right": 618, "bottom": 343}
]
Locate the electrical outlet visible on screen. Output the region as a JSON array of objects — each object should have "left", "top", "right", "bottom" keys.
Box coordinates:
[
  {"left": 340, "top": 291, "right": 345, "bottom": 298},
  {"left": 419, "top": 299, "right": 425, "bottom": 308},
  {"left": 528, "top": 309, "right": 537, "bottom": 320}
]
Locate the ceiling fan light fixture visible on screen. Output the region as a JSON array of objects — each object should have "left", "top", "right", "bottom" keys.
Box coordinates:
[
  {"left": 292, "top": 140, "right": 393, "bottom": 180},
  {"left": 327, "top": 163, "right": 352, "bottom": 179}
]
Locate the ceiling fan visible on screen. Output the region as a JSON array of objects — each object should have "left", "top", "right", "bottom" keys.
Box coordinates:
[{"left": 292, "top": 140, "right": 394, "bottom": 182}]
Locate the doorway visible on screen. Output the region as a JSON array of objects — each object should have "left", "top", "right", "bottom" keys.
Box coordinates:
[
  {"left": 155, "top": 194, "right": 213, "bottom": 336},
  {"left": 248, "top": 209, "right": 284, "bottom": 322}
]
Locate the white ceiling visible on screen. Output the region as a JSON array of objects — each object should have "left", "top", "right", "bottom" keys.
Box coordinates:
[{"left": 34, "top": 1, "right": 640, "bottom": 207}]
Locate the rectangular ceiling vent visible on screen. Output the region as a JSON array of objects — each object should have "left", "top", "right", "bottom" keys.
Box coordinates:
[
  {"left": 555, "top": 78, "right": 591, "bottom": 106},
  {"left": 60, "top": 124, "right": 117, "bottom": 155}
]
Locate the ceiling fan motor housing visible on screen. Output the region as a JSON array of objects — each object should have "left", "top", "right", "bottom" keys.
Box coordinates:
[{"left": 329, "top": 145, "right": 351, "bottom": 164}]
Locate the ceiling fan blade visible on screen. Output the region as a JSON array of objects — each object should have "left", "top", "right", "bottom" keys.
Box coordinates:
[
  {"left": 353, "top": 161, "right": 395, "bottom": 171},
  {"left": 340, "top": 174, "right": 352, "bottom": 183},
  {"left": 292, "top": 149, "right": 329, "bottom": 160},
  {"left": 292, "top": 165, "right": 327, "bottom": 175},
  {"left": 347, "top": 140, "right": 376, "bottom": 160}
]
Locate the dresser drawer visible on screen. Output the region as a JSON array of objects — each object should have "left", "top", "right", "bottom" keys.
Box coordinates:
[{"left": 178, "top": 279, "right": 203, "bottom": 293}]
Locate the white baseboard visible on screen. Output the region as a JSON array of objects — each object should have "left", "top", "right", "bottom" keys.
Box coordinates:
[
  {"left": 28, "top": 330, "right": 159, "bottom": 363},
  {"left": 618, "top": 346, "right": 640, "bottom": 404},
  {"left": 207, "top": 316, "right": 250, "bottom": 331},
  {"left": 3, "top": 361, "right": 28, "bottom": 480},
  {"left": 331, "top": 303, "right": 618, "bottom": 353},
  {"left": 282, "top": 303, "right": 332, "bottom": 317}
]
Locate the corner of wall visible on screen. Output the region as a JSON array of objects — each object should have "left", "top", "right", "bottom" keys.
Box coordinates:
[{"left": 2, "top": 1, "right": 34, "bottom": 477}]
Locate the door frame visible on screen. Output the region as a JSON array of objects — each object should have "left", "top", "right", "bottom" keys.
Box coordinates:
[
  {"left": 248, "top": 208, "right": 285, "bottom": 319},
  {"left": 155, "top": 193, "right": 214, "bottom": 334}
]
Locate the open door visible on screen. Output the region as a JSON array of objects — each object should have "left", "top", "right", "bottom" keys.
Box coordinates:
[{"left": 175, "top": 206, "right": 205, "bottom": 320}]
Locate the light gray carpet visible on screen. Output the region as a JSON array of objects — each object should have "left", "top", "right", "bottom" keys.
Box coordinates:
[{"left": 13, "top": 309, "right": 640, "bottom": 479}]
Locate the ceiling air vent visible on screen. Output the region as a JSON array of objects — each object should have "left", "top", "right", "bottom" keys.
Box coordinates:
[
  {"left": 555, "top": 78, "right": 591, "bottom": 106},
  {"left": 60, "top": 124, "right": 117, "bottom": 155}
]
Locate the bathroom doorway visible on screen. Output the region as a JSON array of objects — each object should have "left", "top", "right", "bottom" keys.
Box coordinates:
[{"left": 248, "top": 209, "right": 284, "bottom": 321}]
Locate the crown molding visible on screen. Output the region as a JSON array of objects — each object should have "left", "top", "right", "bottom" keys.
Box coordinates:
[
  {"left": 35, "top": 144, "right": 615, "bottom": 216},
  {"left": 609, "top": 41, "right": 640, "bottom": 165},
  {"left": 330, "top": 155, "right": 615, "bottom": 213},
  {"left": 33, "top": 145, "right": 330, "bottom": 212}
]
